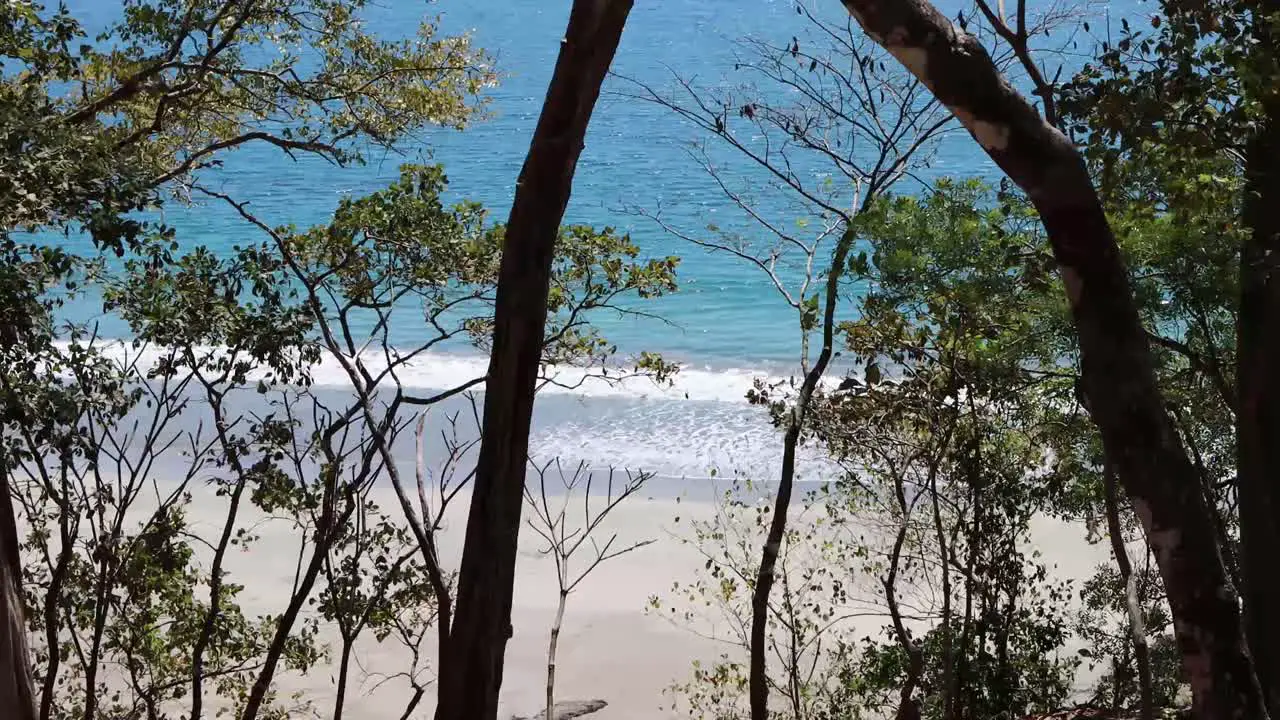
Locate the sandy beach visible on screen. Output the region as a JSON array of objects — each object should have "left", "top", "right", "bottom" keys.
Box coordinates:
[
  {"left": 172, "top": 482, "right": 1118, "bottom": 720},
  {"left": 9, "top": 370, "right": 1125, "bottom": 719},
  {"left": 186, "top": 485, "right": 725, "bottom": 720}
]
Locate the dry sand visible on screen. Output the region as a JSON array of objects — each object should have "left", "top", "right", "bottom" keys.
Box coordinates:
[
  {"left": 20, "top": 474, "right": 1119, "bottom": 719},
  {"left": 202, "top": 487, "right": 729, "bottom": 720},
  {"left": 187, "top": 484, "right": 1116, "bottom": 720}
]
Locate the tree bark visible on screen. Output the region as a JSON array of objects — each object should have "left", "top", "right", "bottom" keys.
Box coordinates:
[
  {"left": 831, "top": 1, "right": 1266, "bottom": 718},
  {"left": 749, "top": 229, "right": 855, "bottom": 720},
  {"left": 433, "top": 4, "right": 633, "bottom": 720},
  {"left": 1104, "top": 465, "right": 1154, "bottom": 720},
  {"left": 546, "top": 589, "right": 568, "bottom": 720},
  {"left": 1238, "top": 109, "right": 1280, "bottom": 717},
  {"left": 1237, "top": 0, "right": 1280, "bottom": 708},
  {"left": 0, "top": 474, "right": 36, "bottom": 720}
]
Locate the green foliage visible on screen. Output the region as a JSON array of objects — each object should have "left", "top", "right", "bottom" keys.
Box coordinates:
[
  {"left": 1054, "top": 7, "right": 1257, "bottom": 703},
  {"left": 654, "top": 479, "right": 873, "bottom": 720},
  {"left": 1076, "top": 563, "right": 1184, "bottom": 710},
  {"left": 71, "top": 0, "right": 494, "bottom": 175},
  {"left": 5, "top": 150, "right": 677, "bottom": 720},
  {"left": 669, "top": 173, "right": 1234, "bottom": 718},
  {"left": 1, "top": 0, "right": 495, "bottom": 350},
  {"left": 837, "top": 172, "right": 1247, "bottom": 714},
  {"left": 835, "top": 179, "right": 1088, "bottom": 515},
  {"left": 1, "top": 3, "right": 676, "bottom": 719},
  {"left": 813, "top": 180, "right": 1080, "bottom": 720},
  {"left": 824, "top": 134, "right": 1254, "bottom": 716},
  {"left": 99, "top": 162, "right": 679, "bottom": 383},
  {"left": 294, "top": 164, "right": 680, "bottom": 375},
  {"left": 1050, "top": 0, "right": 1252, "bottom": 546},
  {"left": 8, "top": 336, "right": 330, "bottom": 719},
  {"left": 662, "top": 179, "right": 1084, "bottom": 711},
  {"left": 1059, "top": 0, "right": 1278, "bottom": 158},
  {"left": 850, "top": 597, "right": 1074, "bottom": 720}
]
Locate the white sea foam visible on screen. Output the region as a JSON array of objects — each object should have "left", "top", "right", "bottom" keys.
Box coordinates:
[
  {"left": 317, "top": 348, "right": 779, "bottom": 403},
  {"left": 530, "top": 400, "right": 840, "bottom": 484},
  {"left": 47, "top": 339, "right": 850, "bottom": 485},
  {"left": 53, "top": 339, "right": 814, "bottom": 404}
]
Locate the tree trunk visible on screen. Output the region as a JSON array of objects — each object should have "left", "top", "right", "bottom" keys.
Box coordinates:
[
  {"left": 333, "top": 636, "right": 355, "bottom": 720},
  {"left": 433, "top": 4, "right": 633, "bottom": 720},
  {"left": 831, "top": 1, "right": 1266, "bottom": 717},
  {"left": 1104, "top": 465, "right": 1154, "bottom": 720},
  {"left": 1238, "top": 99, "right": 1280, "bottom": 720},
  {"left": 0, "top": 476, "right": 36, "bottom": 720},
  {"left": 1237, "top": 1, "right": 1280, "bottom": 708},
  {"left": 749, "top": 229, "right": 855, "bottom": 720},
  {"left": 546, "top": 589, "right": 568, "bottom": 720}
]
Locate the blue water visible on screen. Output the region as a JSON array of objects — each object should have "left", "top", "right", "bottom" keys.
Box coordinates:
[
  {"left": 58, "top": 0, "right": 1015, "bottom": 364},
  {"left": 51, "top": 0, "right": 1127, "bottom": 483}
]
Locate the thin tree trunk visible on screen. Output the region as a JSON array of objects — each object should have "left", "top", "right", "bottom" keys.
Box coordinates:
[
  {"left": 390, "top": 416, "right": 452, "bottom": 670},
  {"left": 546, "top": 589, "right": 568, "bottom": 720},
  {"left": 0, "top": 470, "right": 36, "bottom": 720},
  {"left": 779, "top": 572, "right": 804, "bottom": 720},
  {"left": 886, "top": 463, "right": 924, "bottom": 720},
  {"left": 333, "top": 636, "right": 354, "bottom": 720},
  {"left": 955, "top": 475, "right": 981, "bottom": 720},
  {"left": 434, "top": 4, "right": 633, "bottom": 719},
  {"left": 1104, "top": 464, "right": 1154, "bottom": 720},
  {"left": 831, "top": 1, "right": 1266, "bottom": 717},
  {"left": 190, "top": 477, "right": 249, "bottom": 720},
  {"left": 933, "top": 443, "right": 957, "bottom": 720},
  {"left": 40, "top": 455, "right": 75, "bottom": 720},
  {"left": 1237, "top": 2, "right": 1280, "bottom": 706},
  {"left": 749, "top": 228, "right": 856, "bottom": 720},
  {"left": 239, "top": 493, "right": 354, "bottom": 720}
]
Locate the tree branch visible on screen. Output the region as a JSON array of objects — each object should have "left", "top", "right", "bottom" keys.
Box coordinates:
[{"left": 832, "top": 0, "right": 1265, "bottom": 716}]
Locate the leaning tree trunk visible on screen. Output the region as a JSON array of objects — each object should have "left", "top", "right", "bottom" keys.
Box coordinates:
[
  {"left": 0, "top": 471, "right": 36, "bottom": 720},
  {"left": 1236, "top": 0, "right": 1280, "bottom": 708},
  {"left": 1237, "top": 55, "right": 1280, "bottom": 718},
  {"left": 433, "top": 3, "right": 633, "bottom": 720},
  {"left": 831, "top": 1, "right": 1267, "bottom": 718}
]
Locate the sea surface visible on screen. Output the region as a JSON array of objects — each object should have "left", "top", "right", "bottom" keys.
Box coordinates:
[{"left": 53, "top": 0, "right": 1133, "bottom": 487}]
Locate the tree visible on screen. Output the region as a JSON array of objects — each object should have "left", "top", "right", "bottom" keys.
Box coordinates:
[
  {"left": 1, "top": 489, "right": 33, "bottom": 718},
  {"left": 1057, "top": 125, "right": 1246, "bottom": 720},
  {"left": 200, "top": 164, "right": 675, "bottom": 718},
  {"left": 434, "top": 2, "right": 636, "bottom": 719},
  {"left": 523, "top": 460, "right": 654, "bottom": 720},
  {"left": 655, "top": 181, "right": 1083, "bottom": 720},
  {"left": 830, "top": 0, "right": 1267, "bottom": 716},
  {"left": 3, "top": 2, "right": 679, "bottom": 717},
  {"left": 622, "top": 4, "right": 1098, "bottom": 713},
  {"left": 2, "top": 2, "right": 491, "bottom": 715},
  {"left": 1057, "top": 0, "right": 1280, "bottom": 709},
  {"left": 621, "top": 7, "right": 961, "bottom": 714},
  {"left": 823, "top": 182, "right": 1082, "bottom": 720},
  {"left": 4, "top": 152, "right": 675, "bottom": 720},
  {"left": 5, "top": 167, "right": 676, "bottom": 720}
]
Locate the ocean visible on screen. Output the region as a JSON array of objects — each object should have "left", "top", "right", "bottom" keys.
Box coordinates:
[{"left": 53, "top": 0, "right": 1124, "bottom": 489}]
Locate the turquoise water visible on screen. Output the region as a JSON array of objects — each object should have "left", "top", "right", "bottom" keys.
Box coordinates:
[
  {"left": 54, "top": 0, "right": 1125, "bottom": 482},
  {"left": 61, "top": 0, "right": 1016, "bottom": 364}
]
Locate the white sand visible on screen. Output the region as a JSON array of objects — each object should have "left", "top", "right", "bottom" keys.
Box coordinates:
[
  {"left": 203, "top": 487, "right": 731, "bottom": 720},
  {"left": 194, "top": 485, "right": 1116, "bottom": 719},
  {"left": 24, "top": 479, "right": 1117, "bottom": 720}
]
